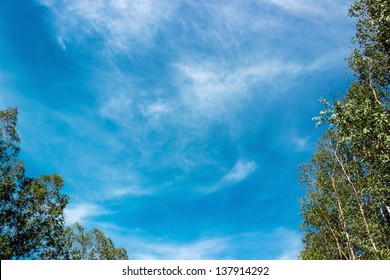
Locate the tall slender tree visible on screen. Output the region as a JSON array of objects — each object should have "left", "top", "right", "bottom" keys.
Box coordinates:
[{"left": 300, "top": 0, "right": 390, "bottom": 259}]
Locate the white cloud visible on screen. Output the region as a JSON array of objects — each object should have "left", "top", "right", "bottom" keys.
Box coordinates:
[
  {"left": 273, "top": 228, "right": 302, "bottom": 260},
  {"left": 222, "top": 160, "right": 257, "bottom": 183},
  {"left": 84, "top": 164, "right": 157, "bottom": 200},
  {"left": 232, "top": 228, "right": 302, "bottom": 259},
  {"left": 266, "top": 0, "right": 348, "bottom": 17},
  {"left": 291, "top": 135, "right": 311, "bottom": 151},
  {"left": 126, "top": 237, "right": 230, "bottom": 260},
  {"left": 142, "top": 102, "right": 171, "bottom": 119},
  {"left": 267, "top": 0, "right": 321, "bottom": 14},
  {"left": 104, "top": 185, "right": 153, "bottom": 199},
  {"left": 97, "top": 77, "right": 173, "bottom": 130},
  {"left": 200, "top": 160, "right": 257, "bottom": 193},
  {"left": 36, "top": 0, "right": 177, "bottom": 51},
  {"left": 64, "top": 203, "right": 109, "bottom": 224},
  {"left": 99, "top": 92, "right": 134, "bottom": 124},
  {"left": 111, "top": 227, "right": 301, "bottom": 260},
  {"left": 173, "top": 1, "right": 287, "bottom": 52},
  {"left": 174, "top": 59, "right": 304, "bottom": 117},
  {"left": 283, "top": 129, "right": 314, "bottom": 152}
]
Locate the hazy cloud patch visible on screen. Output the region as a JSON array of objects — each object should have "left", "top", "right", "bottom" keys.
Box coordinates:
[{"left": 36, "top": 0, "right": 177, "bottom": 51}]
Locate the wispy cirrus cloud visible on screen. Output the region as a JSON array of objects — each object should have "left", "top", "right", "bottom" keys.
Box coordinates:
[
  {"left": 174, "top": 58, "right": 305, "bottom": 117},
  {"left": 128, "top": 237, "right": 230, "bottom": 260},
  {"left": 173, "top": 48, "right": 348, "bottom": 120},
  {"left": 266, "top": 0, "right": 349, "bottom": 17},
  {"left": 4, "top": 0, "right": 353, "bottom": 260},
  {"left": 100, "top": 184, "right": 154, "bottom": 200},
  {"left": 273, "top": 228, "right": 302, "bottom": 260},
  {"left": 226, "top": 228, "right": 302, "bottom": 259},
  {"left": 142, "top": 102, "right": 171, "bottom": 120},
  {"left": 36, "top": 0, "right": 177, "bottom": 51},
  {"left": 21, "top": 0, "right": 352, "bottom": 200},
  {"left": 104, "top": 227, "right": 301, "bottom": 260},
  {"left": 267, "top": 0, "right": 323, "bottom": 14}
]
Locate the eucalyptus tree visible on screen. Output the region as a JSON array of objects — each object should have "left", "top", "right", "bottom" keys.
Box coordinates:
[
  {"left": 62, "top": 223, "right": 128, "bottom": 260},
  {"left": 0, "top": 107, "right": 68, "bottom": 259},
  {"left": 0, "top": 107, "right": 128, "bottom": 259},
  {"left": 299, "top": 0, "right": 390, "bottom": 259}
]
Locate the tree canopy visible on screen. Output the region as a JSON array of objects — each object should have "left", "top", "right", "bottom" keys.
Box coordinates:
[
  {"left": 0, "top": 107, "right": 128, "bottom": 260},
  {"left": 62, "top": 223, "right": 128, "bottom": 260},
  {"left": 299, "top": 0, "right": 390, "bottom": 259}
]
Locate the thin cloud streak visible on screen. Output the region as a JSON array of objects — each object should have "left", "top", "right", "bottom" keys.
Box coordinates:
[
  {"left": 266, "top": 0, "right": 350, "bottom": 17},
  {"left": 223, "top": 160, "right": 257, "bottom": 184},
  {"left": 103, "top": 185, "right": 154, "bottom": 200},
  {"left": 128, "top": 238, "right": 230, "bottom": 260},
  {"left": 267, "top": 0, "right": 324, "bottom": 15},
  {"left": 200, "top": 160, "right": 257, "bottom": 194},
  {"left": 105, "top": 227, "right": 301, "bottom": 259}
]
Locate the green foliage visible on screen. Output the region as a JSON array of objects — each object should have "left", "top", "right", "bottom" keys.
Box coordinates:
[
  {"left": 0, "top": 107, "right": 128, "bottom": 260},
  {"left": 0, "top": 108, "right": 69, "bottom": 259},
  {"left": 299, "top": 0, "right": 390, "bottom": 260},
  {"left": 300, "top": 131, "right": 390, "bottom": 259},
  {"left": 348, "top": 0, "right": 390, "bottom": 90},
  {"left": 62, "top": 223, "right": 128, "bottom": 260}
]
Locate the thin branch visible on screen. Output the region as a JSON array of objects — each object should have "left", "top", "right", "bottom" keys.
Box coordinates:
[
  {"left": 331, "top": 176, "right": 355, "bottom": 259},
  {"left": 369, "top": 82, "right": 382, "bottom": 106},
  {"left": 332, "top": 143, "right": 378, "bottom": 252}
]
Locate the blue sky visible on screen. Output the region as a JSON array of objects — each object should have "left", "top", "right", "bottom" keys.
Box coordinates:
[{"left": 1, "top": 0, "right": 355, "bottom": 259}]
